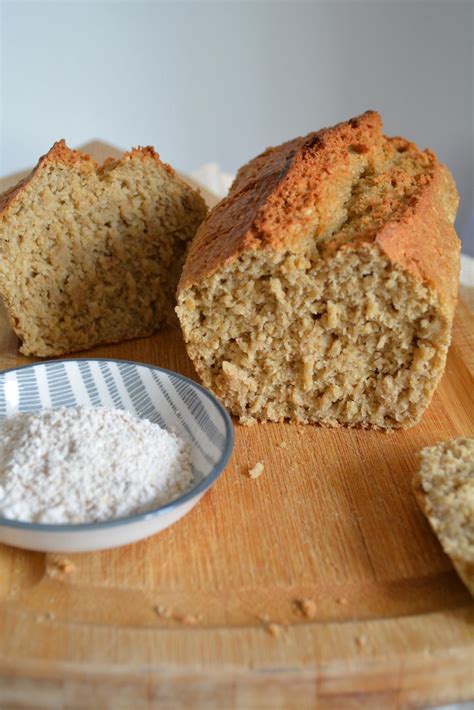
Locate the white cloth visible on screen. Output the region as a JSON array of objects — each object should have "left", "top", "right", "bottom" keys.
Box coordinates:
[
  {"left": 460, "top": 254, "right": 474, "bottom": 287},
  {"left": 190, "top": 163, "right": 234, "bottom": 200},
  {"left": 191, "top": 164, "right": 474, "bottom": 287}
]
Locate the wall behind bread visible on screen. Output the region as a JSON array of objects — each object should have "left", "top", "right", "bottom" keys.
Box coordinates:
[{"left": 1, "top": 0, "right": 472, "bottom": 253}]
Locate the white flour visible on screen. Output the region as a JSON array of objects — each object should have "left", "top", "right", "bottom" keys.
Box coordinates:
[{"left": 0, "top": 406, "right": 193, "bottom": 524}]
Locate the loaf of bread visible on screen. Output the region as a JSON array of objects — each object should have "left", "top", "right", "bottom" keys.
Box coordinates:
[
  {"left": 0, "top": 141, "right": 207, "bottom": 356},
  {"left": 176, "top": 111, "right": 460, "bottom": 428},
  {"left": 413, "top": 437, "right": 474, "bottom": 596}
]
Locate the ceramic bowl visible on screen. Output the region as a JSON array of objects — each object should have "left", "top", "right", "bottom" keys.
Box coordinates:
[{"left": 0, "top": 358, "right": 233, "bottom": 553}]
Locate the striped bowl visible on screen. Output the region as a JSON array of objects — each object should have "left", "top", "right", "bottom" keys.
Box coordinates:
[{"left": 0, "top": 359, "right": 234, "bottom": 552}]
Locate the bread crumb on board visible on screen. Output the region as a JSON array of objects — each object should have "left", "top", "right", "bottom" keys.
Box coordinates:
[
  {"left": 239, "top": 416, "right": 257, "bottom": 427},
  {"left": 35, "top": 611, "right": 55, "bottom": 622},
  {"left": 248, "top": 461, "right": 265, "bottom": 479},
  {"left": 154, "top": 604, "right": 173, "bottom": 619},
  {"left": 277, "top": 441, "right": 288, "bottom": 449},
  {"left": 355, "top": 634, "right": 368, "bottom": 649},
  {"left": 296, "top": 597, "right": 317, "bottom": 619},
  {"left": 257, "top": 614, "right": 285, "bottom": 638},
  {"left": 267, "top": 622, "right": 283, "bottom": 638},
  {"left": 153, "top": 605, "right": 202, "bottom": 625},
  {"left": 46, "top": 556, "right": 76, "bottom": 578}
]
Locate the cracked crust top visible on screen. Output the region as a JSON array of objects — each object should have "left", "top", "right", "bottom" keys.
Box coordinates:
[
  {"left": 178, "top": 111, "right": 460, "bottom": 315},
  {"left": 0, "top": 140, "right": 176, "bottom": 217}
]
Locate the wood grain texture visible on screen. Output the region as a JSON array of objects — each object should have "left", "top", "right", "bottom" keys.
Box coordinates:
[{"left": 0, "top": 143, "right": 473, "bottom": 709}]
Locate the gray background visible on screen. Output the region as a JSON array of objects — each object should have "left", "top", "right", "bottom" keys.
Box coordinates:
[{"left": 1, "top": 0, "right": 472, "bottom": 253}]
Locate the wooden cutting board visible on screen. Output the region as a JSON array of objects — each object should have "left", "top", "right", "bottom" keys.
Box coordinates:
[{"left": 0, "top": 144, "right": 473, "bottom": 710}]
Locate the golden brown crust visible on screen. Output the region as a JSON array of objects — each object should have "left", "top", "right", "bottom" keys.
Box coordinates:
[
  {"left": 177, "top": 111, "right": 460, "bottom": 314},
  {"left": 124, "top": 146, "right": 176, "bottom": 176},
  {"left": 179, "top": 111, "right": 381, "bottom": 289},
  {"left": 0, "top": 141, "right": 177, "bottom": 218},
  {"left": 0, "top": 141, "right": 95, "bottom": 217},
  {"left": 375, "top": 162, "right": 460, "bottom": 313}
]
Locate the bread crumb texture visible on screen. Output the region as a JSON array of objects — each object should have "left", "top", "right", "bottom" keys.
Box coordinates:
[
  {"left": 297, "top": 597, "right": 317, "bottom": 619},
  {"left": 267, "top": 622, "right": 283, "bottom": 638},
  {"left": 415, "top": 437, "right": 474, "bottom": 596},
  {"left": 355, "top": 634, "right": 368, "bottom": 649},
  {"left": 153, "top": 605, "right": 173, "bottom": 620},
  {"left": 153, "top": 605, "right": 203, "bottom": 625},
  {"left": 46, "top": 556, "right": 76, "bottom": 578},
  {"left": 177, "top": 111, "right": 460, "bottom": 430},
  {"left": 0, "top": 141, "right": 207, "bottom": 356},
  {"left": 35, "top": 612, "right": 55, "bottom": 623},
  {"left": 248, "top": 461, "right": 265, "bottom": 479}
]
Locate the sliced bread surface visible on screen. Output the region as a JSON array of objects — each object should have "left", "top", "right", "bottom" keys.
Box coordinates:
[
  {"left": 176, "top": 111, "right": 460, "bottom": 429},
  {"left": 0, "top": 141, "right": 207, "bottom": 356},
  {"left": 413, "top": 437, "right": 474, "bottom": 596}
]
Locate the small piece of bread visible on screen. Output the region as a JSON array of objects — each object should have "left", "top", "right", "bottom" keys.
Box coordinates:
[
  {"left": 177, "top": 111, "right": 460, "bottom": 429},
  {"left": 297, "top": 598, "right": 317, "bottom": 619},
  {"left": 0, "top": 141, "right": 207, "bottom": 356},
  {"left": 413, "top": 437, "right": 474, "bottom": 596},
  {"left": 248, "top": 461, "right": 265, "bottom": 479}
]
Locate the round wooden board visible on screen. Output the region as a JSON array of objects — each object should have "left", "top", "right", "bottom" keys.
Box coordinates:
[{"left": 0, "top": 147, "right": 473, "bottom": 709}]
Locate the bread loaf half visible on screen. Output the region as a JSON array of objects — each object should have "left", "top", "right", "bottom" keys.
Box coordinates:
[
  {"left": 0, "top": 141, "right": 207, "bottom": 356},
  {"left": 176, "top": 112, "right": 460, "bottom": 428},
  {"left": 413, "top": 437, "right": 474, "bottom": 596}
]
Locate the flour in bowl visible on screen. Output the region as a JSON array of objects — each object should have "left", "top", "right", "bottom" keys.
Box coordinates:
[{"left": 0, "top": 406, "right": 193, "bottom": 524}]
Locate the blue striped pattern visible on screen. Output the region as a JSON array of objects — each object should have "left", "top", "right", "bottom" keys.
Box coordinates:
[
  {"left": 97, "top": 361, "right": 126, "bottom": 410},
  {"left": 18, "top": 367, "right": 41, "bottom": 412},
  {"left": 0, "top": 380, "right": 5, "bottom": 418},
  {"left": 171, "top": 374, "right": 226, "bottom": 449},
  {"left": 46, "top": 362, "right": 76, "bottom": 408},
  {"left": 117, "top": 362, "right": 166, "bottom": 428},
  {"left": 0, "top": 359, "right": 231, "bottom": 489},
  {"left": 150, "top": 371, "right": 215, "bottom": 466},
  {"left": 77, "top": 361, "right": 102, "bottom": 407}
]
